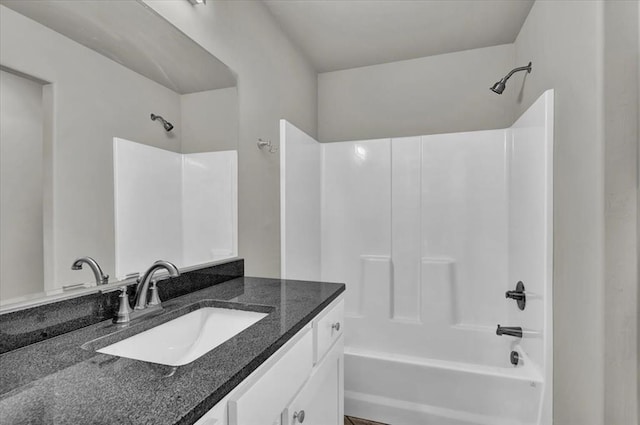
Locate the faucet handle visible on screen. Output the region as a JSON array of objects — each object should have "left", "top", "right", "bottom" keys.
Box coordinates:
[
  {"left": 148, "top": 280, "right": 162, "bottom": 306},
  {"left": 114, "top": 286, "right": 133, "bottom": 324},
  {"left": 505, "top": 281, "right": 526, "bottom": 310}
]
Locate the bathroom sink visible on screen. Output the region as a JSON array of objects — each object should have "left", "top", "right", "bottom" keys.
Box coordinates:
[{"left": 96, "top": 307, "right": 268, "bottom": 366}]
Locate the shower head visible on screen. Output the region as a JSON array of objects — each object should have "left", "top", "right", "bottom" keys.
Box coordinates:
[
  {"left": 490, "top": 62, "right": 532, "bottom": 95},
  {"left": 490, "top": 79, "right": 507, "bottom": 94},
  {"left": 150, "top": 113, "right": 174, "bottom": 132}
]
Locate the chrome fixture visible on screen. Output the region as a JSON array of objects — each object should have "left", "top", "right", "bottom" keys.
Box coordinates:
[
  {"left": 188, "top": 0, "right": 206, "bottom": 4},
  {"left": 114, "top": 287, "right": 133, "bottom": 324},
  {"left": 113, "top": 260, "right": 180, "bottom": 324},
  {"left": 496, "top": 325, "right": 523, "bottom": 338},
  {"left": 293, "top": 410, "right": 306, "bottom": 423},
  {"left": 147, "top": 280, "right": 162, "bottom": 306},
  {"left": 71, "top": 256, "right": 109, "bottom": 285},
  {"left": 134, "top": 260, "right": 180, "bottom": 310},
  {"left": 257, "top": 138, "right": 278, "bottom": 153},
  {"left": 505, "top": 281, "right": 526, "bottom": 310},
  {"left": 510, "top": 350, "right": 519, "bottom": 366},
  {"left": 150, "top": 113, "right": 174, "bottom": 132},
  {"left": 490, "top": 62, "right": 532, "bottom": 94}
]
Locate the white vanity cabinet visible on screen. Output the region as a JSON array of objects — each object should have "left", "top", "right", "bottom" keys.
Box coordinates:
[{"left": 194, "top": 295, "right": 344, "bottom": 425}]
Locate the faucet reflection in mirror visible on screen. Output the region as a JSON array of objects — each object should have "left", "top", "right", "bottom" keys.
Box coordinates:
[
  {"left": 114, "top": 260, "right": 180, "bottom": 324},
  {"left": 71, "top": 256, "right": 109, "bottom": 286}
]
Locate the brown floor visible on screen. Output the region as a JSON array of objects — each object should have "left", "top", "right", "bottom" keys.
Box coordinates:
[{"left": 344, "top": 416, "right": 388, "bottom": 425}]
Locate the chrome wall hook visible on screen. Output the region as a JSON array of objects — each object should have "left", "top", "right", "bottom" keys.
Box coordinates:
[{"left": 257, "top": 138, "right": 278, "bottom": 153}]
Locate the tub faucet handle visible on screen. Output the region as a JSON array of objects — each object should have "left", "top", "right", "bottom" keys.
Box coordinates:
[{"left": 505, "top": 281, "right": 526, "bottom": 310}]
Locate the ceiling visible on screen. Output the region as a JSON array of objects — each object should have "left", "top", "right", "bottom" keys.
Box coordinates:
[
  {"left": 1, "top": 0, "right": 237, "bottom": 94},
  {"left": 264, "top": 0, "right": 535, "bottom": 73}
]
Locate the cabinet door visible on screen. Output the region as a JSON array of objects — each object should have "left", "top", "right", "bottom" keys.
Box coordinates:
[
  {"left": 229, "top": 329, "right": 313, "bottom": 425},
  {"left": 283, "top": 337, "right": 343, "bottom": 425}
]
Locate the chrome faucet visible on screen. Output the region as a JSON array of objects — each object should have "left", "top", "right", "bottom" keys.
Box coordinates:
[
  {"left": 134, "top": 260, "right": 180, "bottom": 310},
  {"left": 71, "top": 256, "right": 109, "bottom": 285},
  {"left": 114, "top": 260, "right": 180, "bottom": 324}
]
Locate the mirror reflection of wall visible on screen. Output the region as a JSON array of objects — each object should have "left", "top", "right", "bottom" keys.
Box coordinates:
[
  {"left": 0, "top": 1, "right": 238, "bottom": 307},
  {"left": 0, "top": 70, "right": 47, "bottom": 302},
  {"left": 182, "top": 88, "right": 238, "bottom": 154}
]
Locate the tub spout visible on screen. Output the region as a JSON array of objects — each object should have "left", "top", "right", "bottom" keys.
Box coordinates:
[
  {"left": 496, "top": 325, "right": 523, "bottom": 338},
  {"left": 505, "top": 290, "right": 525, "bottom": 300}
]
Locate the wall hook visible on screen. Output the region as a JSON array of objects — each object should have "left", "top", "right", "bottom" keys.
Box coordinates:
[{"left": 257, "top": 138, "right": 278, "bottom": 153}]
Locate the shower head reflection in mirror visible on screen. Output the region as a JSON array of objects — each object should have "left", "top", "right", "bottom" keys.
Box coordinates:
[{"left": 151, "top": 113, "right": 174, "bottom": 132}]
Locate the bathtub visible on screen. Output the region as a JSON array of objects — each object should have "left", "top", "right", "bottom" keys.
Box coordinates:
[{"left": 344, "top": 347, "right": 545, "bottom": 425}]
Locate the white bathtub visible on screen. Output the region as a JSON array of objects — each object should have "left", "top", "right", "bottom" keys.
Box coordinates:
[{"left": 344, "top": 347, "right": 545, "bottom": 425}]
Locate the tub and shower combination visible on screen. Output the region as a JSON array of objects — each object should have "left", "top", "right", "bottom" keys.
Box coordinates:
[{"left": 280, "top": 90, "right": 554, "bottom": 425}]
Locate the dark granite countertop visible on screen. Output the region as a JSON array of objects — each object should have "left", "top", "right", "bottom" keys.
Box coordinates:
[{"left": 0, "top": 277, "right": 345, "bottom": 425}]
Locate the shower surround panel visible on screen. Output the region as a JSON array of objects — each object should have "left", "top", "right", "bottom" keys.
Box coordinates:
[
  {"left": 280, "top": 90, "right": 553, "bottom": 425},
  {"left": 113, "top": 138, "right": 238, "bottom": 279}
]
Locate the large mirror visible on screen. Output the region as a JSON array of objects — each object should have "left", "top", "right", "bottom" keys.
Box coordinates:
[{"left": 0, "top": 0, "right": 239, "bottom": 308}]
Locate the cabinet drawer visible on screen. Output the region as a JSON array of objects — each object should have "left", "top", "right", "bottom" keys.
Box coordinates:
[
  {"left": 228, "top": 329, "right": 313, "bottom": 425},
  {"left": 314, "top": 299, "right": 344, "bottom": 364}
]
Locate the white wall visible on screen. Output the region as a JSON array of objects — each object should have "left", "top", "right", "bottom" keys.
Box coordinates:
[
  {"left": 181, "top": 87, "right": 238, "bottom": 153},
  {"left": 144, "top": 0, "right": 318, "bottom": 277},
  {"left": 0, "top": 6, "right": 182, "bottom": 288},
  {"left": 514, "top": 1, "right": 638, "bottom": 424},
  {"left": 602, "top": 2, "right": 639, "bottom": 424},
  {"left": 0, "top": 70, "right": 44, "bottom": 300},
  {"left": 318, "top": 44, "right": 516, "bottom": 142}
]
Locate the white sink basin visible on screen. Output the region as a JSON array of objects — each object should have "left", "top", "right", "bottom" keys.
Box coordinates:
[{"left": 97, "top": 307, "right": 268, "bottom": 366}]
